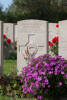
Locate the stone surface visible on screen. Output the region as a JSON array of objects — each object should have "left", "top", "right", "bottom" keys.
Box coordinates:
[
  {"left": 17, "top": 20, "right": 48, "bottom": 73},
  {"left": 59, "top": 20, "right": 67, "bottom": 59},
  {"left": 3, "top": 23, "right": 15, "bottom": 58},
  {"left": 3, "top": 23, "right": 15, "bottom": 43},
  {"left": 0, "top": 21, "right": 3, "bottom": 74},
  {"left": 49, "top": 23, "right": 58, "bottom": 40}
]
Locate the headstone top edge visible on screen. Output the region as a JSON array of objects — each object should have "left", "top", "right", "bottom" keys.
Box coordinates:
[
  {"left": 0, "top": 21, "right": 3, "bottom": 23},
  {"left": 49, "top": 23, "right": 57, "bottom": 24},
  {"left": 59, "top": 20, "right": 67, "bottom": 23},
  {"left": 17, "top": 19, "right": 48, "bottom": 24},
  {"left": 4, "top": 22, "right": 15, "bottom": 25}
]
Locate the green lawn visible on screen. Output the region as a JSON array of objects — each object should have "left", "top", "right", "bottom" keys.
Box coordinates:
[
  {"left": 0, "top": 95, "right": 36, "bottom": 100},
  {"left": 4, "top": 60, "right": 17, "bottom": 74},
  {"left": 0, "top": 95, "right": 52, "bottom": 100}
]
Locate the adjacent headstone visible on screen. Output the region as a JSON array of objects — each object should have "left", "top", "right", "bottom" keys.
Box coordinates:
[
  {"left": 3, "top": 23, "right": 15, "bottom": 58},
  {"left": 59, "top": 20, "right": 67, "bottom": 59},
  {"left": 3, "top": 23, "right": 15, "bottom": 43},
  {"left": 17, "top": 20, "right": 48, "bottom": 73},
  {"left": 0, "top": 21, "right": 3, "bottom": 74},
  {"left": 49, "top": 23, "right": 58, "bottom": 40}
]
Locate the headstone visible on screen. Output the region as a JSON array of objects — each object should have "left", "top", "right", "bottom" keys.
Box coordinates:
[
  {"left": 0, "top": 21, "right": 3, "bottom": 74},
  {"left": 3, "top": 23, "right": 15, "bottom": 43},
  {"left": 17, "top": 20, "right": 48, "bottom": 73},
  {"left": 3, "top": 23, "right": 15, "bottom": 58},
  {"left": 59, "top": 20, "right": 67, "bottom": 59},
  {"left": 49, "top": 23, "right": 58, "bottom": 40}
]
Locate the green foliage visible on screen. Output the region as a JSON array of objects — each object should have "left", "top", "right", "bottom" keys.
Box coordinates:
[
  {"left": 48, "top": 36, "right": 59, "bottom": 56},
  {"left": 0, "top": 0, "right": 67, "bottom": 23},
  {"left": 50, "top": 42, "right": 58, "bottom": 55},
  {"left": 0, "top": 74, "right": 37, "bottom": 99},
  {"left": 0, "top": 74, "right": 23, "bottom": 98},
  {"left": 8, "top": 50, "right": 17, "bottom": 60},
  {"left": 0, "top": 95, "right": 36, "bottom": 100},
  {"left": 4, "top": 0, "right": 67, "bottom": 23}
]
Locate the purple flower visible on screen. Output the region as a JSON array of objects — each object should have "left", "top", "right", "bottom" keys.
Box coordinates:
[
  {"left": 54, "top": 71, "right": 58, "bottom": 75},
  {"left": 20, "top": 80, "right": 23, "bottom": 83},
  {"left": 35, "top": 81, "right": 39, "bottom": 88},
  {"left": 48, "top": 85, "right": 50, "bottom": 88},
  {"left": 33, "top": 72, "right": 38, "bottom": 76},
  {"left": 61, "top": 71, "right": 64, "bottom": 75},
  {"left": 39, "top": 70, "right": 45, "bottom": 75},
  {"left": 45, "top": 79, "right": 49, "bottom": 85},
  {"left": 20, "top": 54, "right": 67, "bottom": 98},
  {"left": 48, "top": 71, "right": 53, "bottom": 75},
  {"left": 37, "top": 96, "right": 43, "bottom": 100},
  {"left": 64, "top": 73, "right": 67, "bottom": 79},
  {"left": 42, "top": 82, "right": 45, "bottom": 88},
  {"left": 50, "top": 62, "right": 56, "bottom": 66},
  {"left": 37, "top": 77, "right": 42, "bottom": 81},
  {"left": 35, "top": 63, "right": 39, "bottom": 68},
  {"left": 18, "top": 73, "right": 22, "bottom": 76},
  {"left": 45, "top": 89, "right": 48, "bottom": 93},
  {"left": 58, "top": 82, "right": 63, "bottom": 86},
  {"left": 23, "top": 90, "right": 28, "bottom": 94},
  {"left": 43, "top": 62, "right": 49, "bottom": 67}
]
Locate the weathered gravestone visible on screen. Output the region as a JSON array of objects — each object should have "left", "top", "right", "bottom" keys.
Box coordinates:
[
  {"left": 0, "top": 21, "right": 3, "bottom": 74},
  {"left": 3, "top": 23, "right": 15, "bottom": 58},
  {"left": 49, "top": 23, "right": 58, "bottom": 40},
  {"left": 16, "top": 20, "right": 48, "bottom": 73},
  {"left": 59, "top": 20, "right": 67, "bottom": 59}
]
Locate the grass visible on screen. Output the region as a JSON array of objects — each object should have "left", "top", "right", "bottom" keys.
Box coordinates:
[
  {"left": 0, "top": 95, "right": 52, "bottom": 100},
  {"left": 4, "top": 60, "right": 17, "bottom": 74},
  {"left": 0, "top": 95, "right": 36, "bottom": 100}
]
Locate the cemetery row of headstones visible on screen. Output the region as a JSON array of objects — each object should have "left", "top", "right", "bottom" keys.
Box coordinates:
[{"left": 0, "top": 20, "right": 67, "bottom": 74}]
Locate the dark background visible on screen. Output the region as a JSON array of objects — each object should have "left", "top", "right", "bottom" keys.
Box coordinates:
[{"left": 0, "top": 0, "right": 67, "bottom": 23}]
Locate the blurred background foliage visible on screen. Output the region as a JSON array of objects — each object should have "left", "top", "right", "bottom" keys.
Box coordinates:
[{"left": 0, "top": 0, "right": 67, "bottom": 23}]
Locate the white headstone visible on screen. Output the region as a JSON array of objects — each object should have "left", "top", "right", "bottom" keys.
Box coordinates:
[
  {"left": 3, "top": 23, "right": 15, "bottom": 58},
  {"left": 59, "top": 20, "right": 67, "bottom": 59},
  {"left": 49, "top": 23, "right": 58, "bottom": 40},
  {"left": 17, "top": 20, "right": 48, "bottom": 73},
  {"left": 3, "top": 23, "right": 15, "bottom": 43}
]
